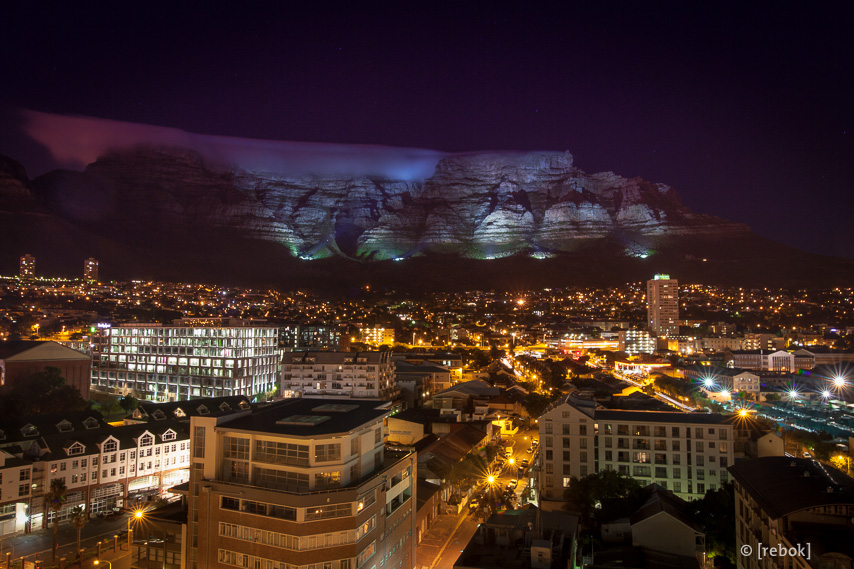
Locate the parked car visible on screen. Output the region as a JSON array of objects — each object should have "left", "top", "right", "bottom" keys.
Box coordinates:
[
  {"left": 507, "top": 479, "right": 518, "bottom": 491},
  {"left": 521, "top": 459, "right": 530, "bottom": 468}
]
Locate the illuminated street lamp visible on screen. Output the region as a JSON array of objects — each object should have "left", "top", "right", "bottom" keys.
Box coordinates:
[
  {"left": 703, "top": 378, "right": 715, "bottom": 388},
  {"left": 128, "top": 509, "right": 144, "bottom": 548},
  {"left": 487, "top": 475, "right": 495, "bottom": 485},
  {"left": 738, "top": 408, "right": 749, "bottom": 418},
  {"left": 836, "top": 455, "right": 851, "bottom": 473},
  {"left": 508, "top": 458, "right": 515, "bottom": 466}
]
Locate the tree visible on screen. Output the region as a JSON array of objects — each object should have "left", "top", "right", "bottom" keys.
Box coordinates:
[
  {"left": 523, "top": 392, "right": 559, "bottom": 419},
  {"left": 563, "top": 470, "right": 645, "bottom": 529},
  {"left": 70, "top": 505, "right": 87, "bottom": 558},
  {"left": 45, "top": 478, "right": 68, "bottom": 562},
  {"left": 119, "top": 394, "right": 140, "bottom": 412},
  {"left": 0, "top": 366, "right": 88, "bottom": 420},
  {"left": 690, "top": 482, "right": 736, "bottom": 565}
]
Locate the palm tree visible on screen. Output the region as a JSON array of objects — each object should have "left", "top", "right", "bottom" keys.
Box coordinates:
[
  {"left": 70, "top": 506, "right": 87, "bottom": 558},
  {"left": 45, "top": 478, "right": 67, "bottom": 562}
]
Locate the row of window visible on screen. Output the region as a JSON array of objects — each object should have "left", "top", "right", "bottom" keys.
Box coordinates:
[
  {"left": 217, "top": 550, "right": 354, "bottom": 569},
  {"left": 546, "top": 420, "right": 729, "bottom": 440},
  {"left": 219, "top": 517, "right": 374, "bottom": 551},
  {"left": 220, "top": 496, "right": 354, "bottom": 521}
]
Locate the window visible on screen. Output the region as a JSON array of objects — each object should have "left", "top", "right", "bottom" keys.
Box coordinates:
[
  {"left": 562, "top": 424, "right": 570, "bottom": 435},
  {"left": 654, "top": 426, "right": 666, "bottom": 437},
  {"left": 221, "top": 497, "right": 240, "bottom": 511},
  {"left": 224, "top": 437, "right": 250, "bottom": 460},
  {"left": 103, "top": 439, "right": 118, "bottom": 453},
  {"left": 604, "top": 437, "right": 612, "bottom": 448},
  {"left": 562, "top": 437, "right": 571, "bottom": 448},
  {"left": 60, "top": 463, "right": 67, "bottom": 472},
  {"left": 162, "top": 430, "right": 176, "bottom": 441},
  {"left": 672, "top": 441, "right": 680, "bottom": 451},
  {"left": 603, "top": 424, "right": 612, "bottom": 434},
  {"left": 375, "top": 428, "right": 382, "bottom": 444},
  {"left": 562, "top": 477, "right": 572, "bottom": 488},
  {"left": 655, "top": 467, "right": 667, "bottom": 478},
  {"left": 674, "top": 482, "right": 682, "bottom": 493},
  {"left": 697, "top": 483, "right": 705, "bottom": 494},
  {"left": 604, "top": 451, "right": 613, "bottom": 461},
  {"left": 193, "top": 427, "right": 205, "bottom": 458},
  {"left": 18, "top": 485, "right": 28, "bottom": 497},
  {"left": 673, "top": 467, "right": 681, "bottom": 478},
  {"left": 580, "top": 439, "right": 587, "bottom": 449},
  {"left": 544, "top": 422, "right": 553, "bottom": 435},
  {"left": 671, "top": 427, "right": 679, "bottom": 437},
  {"left": 351, "top": 437, "right": 360, "bottom": 456},
  {"left": 632, "top": 465, "right": 651, "bottom": 477},
  {"left": 255, "top": 468, "right": 309, "bottom": 491},
  {"left": 305, "top": 503, "right": 351, "bottom": 521},
  {"left": 315, "top": 444, "right": 342, "bottom": 463},
  {"left": 140, "top": 434, "right": 153, "bottom": 447},
  {"left": 579, "top": 424, "right": 587, "bottom": 436},
  {"left": 315, "top": 471, "right": 341, "bottom": 489},
  {"left": 255, "top": 440, "right": 308, "bottom": 466}
]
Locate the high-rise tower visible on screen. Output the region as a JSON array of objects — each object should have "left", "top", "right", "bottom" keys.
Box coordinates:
[
  {"left": 647, "top": 274, "right": 679, "bottom": 337},
  {"left": 19, "top": 254, "right": 35, "bottom": 278},
  {"left": 84, "top": 257, "right": 99, "bottom": 282}
]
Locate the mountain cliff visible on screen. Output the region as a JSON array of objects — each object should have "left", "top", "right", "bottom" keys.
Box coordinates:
[{"left": 2, "top": 146, "right": 850, "bottom": 289}]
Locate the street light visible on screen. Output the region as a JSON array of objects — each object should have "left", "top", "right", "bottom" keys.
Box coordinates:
[
  {"left": 837, "top": 455, "right": 851, "bottom": 473},
  {"left": 128, "top": 509, "right": 144, "bottom": 549}
]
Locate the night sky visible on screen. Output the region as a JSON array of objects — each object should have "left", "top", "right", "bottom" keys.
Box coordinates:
[{"left": 2, "top": 2, "right": 852, "bottom": 257}]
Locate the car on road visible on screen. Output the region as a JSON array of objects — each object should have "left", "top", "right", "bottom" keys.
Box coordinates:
[
  {"left": 526, "top": 447, "right": 533, "bottom": 454},
  {"left": 507, "top": 479, "right": 518, "bottom": 491},
  {"left": 521, "top": 459, "right": 530, "bottom": 468}
]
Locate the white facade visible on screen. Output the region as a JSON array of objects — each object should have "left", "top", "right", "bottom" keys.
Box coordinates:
[
  {"left": 281, "top": 351, "right": 398, "bottom": 400},
  {"left": 538, "top": 393, "right": 734, "bottom": 502}
]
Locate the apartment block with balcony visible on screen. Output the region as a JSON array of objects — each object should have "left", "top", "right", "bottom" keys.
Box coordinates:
[
  {"left": 90, "top": 318, "right": 279, "bottom": 402},
  {"left": 281, "top": 351, "right": 399, "bottom": 400},
  {"left": 538, "top": 392, "right": 735, "bottom": 503},
  {"left": 186, "top": 398, "right": 416, "bottom": 569}
]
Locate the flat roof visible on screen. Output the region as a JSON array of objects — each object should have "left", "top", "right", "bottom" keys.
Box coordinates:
[{"left": 221, "top": 398, "right": 389, "bottom": 437}]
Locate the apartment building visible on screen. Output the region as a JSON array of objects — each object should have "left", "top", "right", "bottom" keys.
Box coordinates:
[
  {"left": 729, "top": 457, "right": 854, "bottom": 569},
  {"left": 186, "top": 398, "right": 416, "bottom": 569},
  {"left": 19, "top": 254, "right": 35, "bottom": 278},
  {"left": 728, "top": 349, "right": 795, "bottom": 372},
  {"left": 360, "top": 327, "right": 396, "bottom": 346},
  {"left": 647, "top": 275, "right": 679, "bottom": 338},
  {"left": 0, "top": 449, "right": 33, "bottom": 536},
  {"left": 91, "top": 318, "right": 279, "bottom": 402},
  {"left": 83, "top": 257, "right": 99, "bottom": 282},
  {"left": 538, "top": 392, "right": 735, "bottom": 502},
  {"left": 0, "top": 410, "right": 193, "bottom": 536},
  {"left": 281, "top": 351, "right": 399, "bottom": 400}
]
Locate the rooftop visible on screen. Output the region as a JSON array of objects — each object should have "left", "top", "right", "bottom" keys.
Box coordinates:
[
  {"left": 220, "top": 398, "right": 390, "bottom": 437},
  {"left": 728, "top": 457, "right": 854, "bottom": 519}
]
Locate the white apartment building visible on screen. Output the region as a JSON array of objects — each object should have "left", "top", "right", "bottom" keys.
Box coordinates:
[
  {"left": 91, "top": 318, "right": 279, "bottom": 402},
  {"left": 618, "top": 329, "right": 656, "bottom": 355},
  {"left": 538, "top": 392, "right": 735, "bottom": 502},
  {"left": 281, "top": 351, "right": 399, "bottom": 400},
  {"left": 186, "top": 398, "right": 416, "bottom": 569},
  {"left": 0, "top": 411, "right": 192, "bottom": 536}
]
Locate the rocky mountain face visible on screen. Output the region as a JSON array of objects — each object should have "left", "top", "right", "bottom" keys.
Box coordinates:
[
  {"left": 18, "top": 147, "right": 746, "bottom": 262},
  {"left": 8, "top": 145, "right": 849, "bottom": 289}
]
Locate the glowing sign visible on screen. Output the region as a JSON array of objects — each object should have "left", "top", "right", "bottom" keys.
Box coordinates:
[{"left": 96, "top": 323, "right": 112, "bottom": 329}]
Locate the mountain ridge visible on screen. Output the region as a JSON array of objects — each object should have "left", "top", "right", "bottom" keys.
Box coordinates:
[{"left": 2, "top": 146, "right": 851, "bottom": 290}]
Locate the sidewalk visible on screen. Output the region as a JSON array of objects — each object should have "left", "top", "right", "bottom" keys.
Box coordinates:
[{"left": 415, "top": 510, "right": 468, "bottom": 569}]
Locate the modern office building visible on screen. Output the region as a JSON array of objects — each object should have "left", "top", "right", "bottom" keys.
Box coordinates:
[
  {"left": 729, "top": 457, "right": 854, "bottom": 569},
  {"left": 19, "top": 254, "right": 35, "bottom": 278},
  {"left": 83, "top": 257, "right": 99, "bottom": 282},
  {"left": 538, "top": 392, "right": 735, "bottom": 502},
  {"left": 281, "top": 351, "right": 399, "bottom": 400},
  {"left": 618, "top": 329, "right": 656, "bottom": 355},
  {"left": 647, "top": 274, "right": 679, "bottom": 337},
  {"left": 90, "top": 318, "right": 279, "bottom": 402},
  {"left": 185, "top": 398, "right": 416, "bottom": 569}
]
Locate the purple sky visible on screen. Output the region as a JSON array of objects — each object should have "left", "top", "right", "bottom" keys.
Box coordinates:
[{"left": 1, "top": 2, "right": 852, "bottom": 257}]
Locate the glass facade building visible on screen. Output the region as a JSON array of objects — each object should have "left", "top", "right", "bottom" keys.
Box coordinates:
[{"left": 91, "top": 319, "right": 279, "bottom": 402}]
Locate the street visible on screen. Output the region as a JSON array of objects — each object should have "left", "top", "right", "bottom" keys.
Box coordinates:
[{"left": 0, "top": 514, "right": 138, "bottom": 566}]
